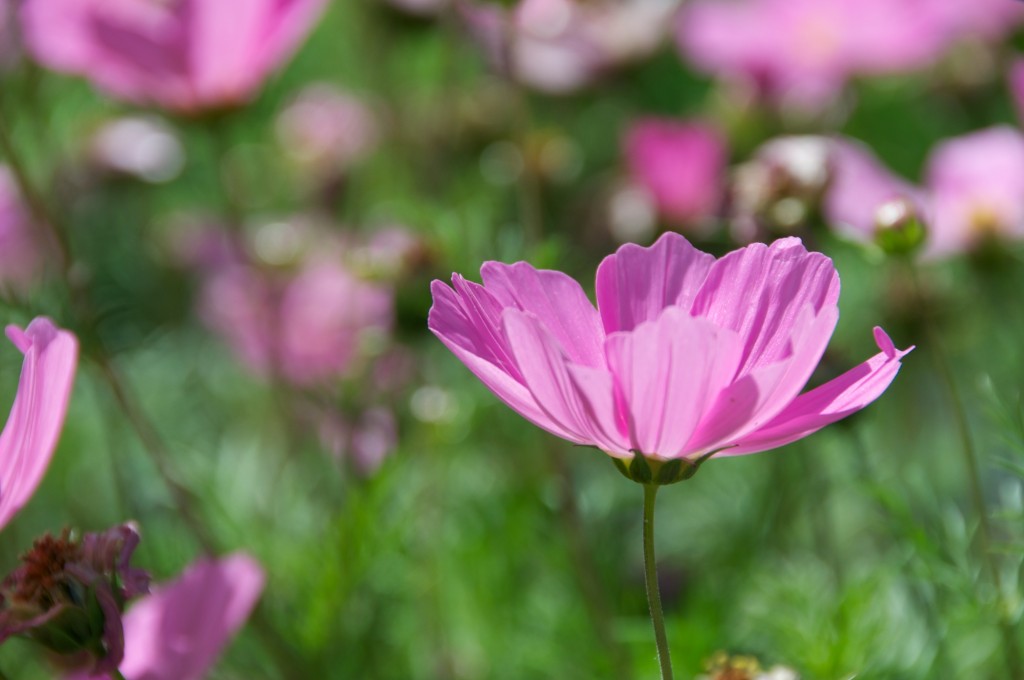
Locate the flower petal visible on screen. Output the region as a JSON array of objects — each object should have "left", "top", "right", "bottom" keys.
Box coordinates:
[
  {"left": 721, "top": 327, "right": 912, "bottom": 456},
  {"left": 605, "top": 308, "right": 742, "bottom": 460},
  {"left": 503, "top": 309, "right": 624, "bottom": 451},
  {"left": 0, "top": 318, "right": 78, "bottom": 531},
  {"left": 690, "top": 237, "right": 840, "bottom": 375},
  {"left": 595, "top": 231, "right": 715, "bottom": 334},
  {"left": 481, "top": 261, "right": 604, "bottom": 367}
]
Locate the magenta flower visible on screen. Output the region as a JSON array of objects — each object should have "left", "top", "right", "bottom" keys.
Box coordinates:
[
  {"left": 430, "top": 234, "right": 909, "bottom": 478},
  {"left": 924, "top": 126, "right": 1024, "bottom": 258},
  {"left": 20, "top": 0, "right": 327, "bottom": 114},
  {"left": 677, "top": 0, "right": 949, "bottom": 111},
  {"left": 623, "top": 118, "right": 726, "bottom": 228},
  {"left": 0, "top": 318, "right": 78, "bottom": 531},
  {"left": 66, "top": 553, "right": 265, "bottom": 680}
]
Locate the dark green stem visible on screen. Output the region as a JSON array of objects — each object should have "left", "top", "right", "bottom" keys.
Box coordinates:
[
  {"left": 642, "top": 484, "right": 673, "bottom": 680},
  {"left": 112, "top": 670, "right": 128, "bottom": 680}
]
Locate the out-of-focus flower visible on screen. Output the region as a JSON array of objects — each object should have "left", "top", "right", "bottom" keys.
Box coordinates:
[
  {"left": 0, "top": 525, "right": 149, "bottom": 674},
  {"left": 88, "top": 116, "right": 185, "bottom": 183},
  {"left": 922, "top": 0, "right": 1024, "bottom": 43},
  {"left": 729, "top": 136, "right": 831, "bottom": 240},
  {"left": 623, "top": 118, "right": 727, "bottom": 229},
  {"left": 276, "top": 84, "right": 380, "bottom": 180},
  {"left": 0, "top": 318, "right": 77, "bottom": 531},
  {"left": 677, "top": 0, "right": 950, "bottom": 111},
  {"left": 317, "top": 406, "right": 398, "bottom": 475},
  {"left": 0, "top": 0, "right": 20, "bottom": 69},
  {"left": 430, "top": 232, "right": 910, "bottom": 482},
  {"left": 0, "top": 168, "right": 49, "bottom": 292},
  {"left": 66, "top": 553, "right": 264, "bottom": 680},
  {"left": 696, "top": 652, "right": 800, "bottom": 680},
  {"left": 924, "top": 126, "right": 1024, "bottom": 257},
  {"left": 21, "top": 0, "right": 327, "bottom": 115},
  {"left": 460, "top": 0, "right": 679, "bottom": 94},
  {"left": 198, "top": 233, "right": 394, "bottom": 387},
  {"left": 822, "top": 137, "right": 926, "bottom": 242}
]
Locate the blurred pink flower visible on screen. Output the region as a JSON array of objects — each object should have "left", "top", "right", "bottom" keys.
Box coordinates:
[
  {"left": 922, "top": 0, "right": 1024, "bottom": 42},
  {"left": 67, "top": 553, "right": 264, "bottom": 680},
  {"left": 21, "top": 0, "right": 327, "bottom": 114},
  {"left": 200, "top": 258, "right": 393, "bottom": 387},
  {"left": 923, "top": 126, "right": 1024, "bottom": 257},
  {"left": 430, "top": 233, "right": 910, "bottom": 472},
  {"left": 623, "top": 118, "right": 726, "bottom": 228},
  {"left": 0, "top": 318, "right": 77, "bottom": 531},
  {"left": 0, "top": 168, "right": 48, "bottom": 292},
  {"left": 317, "top": 406, "right": 398, "bottom": 475},
  {"left": 822, "top": 138, "right": 926, "bottom": 241},
  {"left": 677, "top": 0, "right": 950, "bottom": 110},
  {"left": 461, "top": 0, "right": 679, "bottom": 94},
  {"left": 276, "top": 84, "right": 380, "bottom": 178}
]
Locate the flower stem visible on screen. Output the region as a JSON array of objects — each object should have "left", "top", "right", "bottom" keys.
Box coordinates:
[{"left": 642, "top": 483, "right": 673, "bottom": 680}]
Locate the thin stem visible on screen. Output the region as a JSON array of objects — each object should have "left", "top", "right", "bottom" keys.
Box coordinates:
[
  {"left": 642, "top": 483, "right": 673, "bottom": 680},
  {"left": 908, "top": 267, "right": 1023, "bottom": 677}
]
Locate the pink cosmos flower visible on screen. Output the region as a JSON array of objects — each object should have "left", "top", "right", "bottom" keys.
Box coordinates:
[
  {"left": 822, "top": 137, "right": 926, "bottom": 241},
  {"left": 430, "top": 234, "right": 909, "bottom": 473},
  {"left": 677, "top": 0, "right": 950, "bottom": 111},
  {"left": 623, "top": 118, "right": 726, "bottom": 228},
  {"left": 20, "top": 0, "right": 327, "bottom": 114},
  {"left": 924, "top": 126, "right": 1024, "bottom": 258},
  {"left": 200, "top": 259, "right": 394, "bottom": 387},
  {"left": 67, "top": 553, "right": 265, "bottom": 680},
  {"left": 0, "top": 318, "right": 78, "bottom": 531},
  {"left": 461, "top": 0, "right": 679, "bottom": 94}
]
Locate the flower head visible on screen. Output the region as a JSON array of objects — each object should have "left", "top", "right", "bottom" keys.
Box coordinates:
[
  {"left": 0, "top": 318, "right": 78, "bottom": 531},
  {"left": 21, "top": 0, "right": 327, "bottom": 114},
  {"left": 0, "top": 525, "right": 150, "bottom": 674},
  {"left": 430, "top": 234, "right": 910, "bottom": 482}
]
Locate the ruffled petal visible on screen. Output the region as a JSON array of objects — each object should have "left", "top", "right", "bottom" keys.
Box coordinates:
[
  {"left": 690, "top": 237, "right": 840, "bottom": 375},
  {"left": 481, "top": 261, "right": 604, "bottom": 367},
  {"left": 605, "top": 308, "right": 742, "bottom": 460},
  {"left": 595, "top": 232, "right": 715, "bottom": 334},
  {"left": 721, "top": 327, "right": 912, "bottom": 456},
  {"left": 0, "top": 318, "right": 78, "bottom": 531}
]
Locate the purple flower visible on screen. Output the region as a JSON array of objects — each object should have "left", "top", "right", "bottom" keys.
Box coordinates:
[
  {"left": 20, "top": 0, "right": 327, "bottom": 115},
  {"left": 0, "top": 318, "right": 78, "bottom": 531},
  {"left": 677, "top": 0, "right": 950, "bottom": 111},
  {"left": 0, "top": 524, "right": 150, "bottom": 674},
  {"left": 623, "top": 118, "right": 727, "bottom": 228},
  {"left": 430, "top": 234, "right": 910, "bottom": 480},
  {"left": 0, "top": 168, "right": 49, "bottom": 292},
  {"left": 65, "top": 554, "right": 264, "bottom": 680}
]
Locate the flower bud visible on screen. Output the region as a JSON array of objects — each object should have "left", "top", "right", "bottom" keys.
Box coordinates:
[
  {"left": 873, "top": 197, "right": 926, "bottom": 257},
  {"left": 0, "top": 525, "right": 150, "bottom": 674}
]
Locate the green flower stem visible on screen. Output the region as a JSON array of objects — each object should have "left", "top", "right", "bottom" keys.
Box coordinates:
[
  {"left": 643, "top": 483, "right": 673, "bottom": 680},
  {"left": 113, "top": 670, "right": 128, "bottom": 680}
]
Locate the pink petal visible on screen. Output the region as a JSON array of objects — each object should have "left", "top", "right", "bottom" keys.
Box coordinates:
[
  {"left": 503, "top": 308, "right": 625, "bottom": 451},
  {"left": 722, "top": 327, "right": 912, "bottom": 456},
  {"left": 594, "top": 231, "right": 715, "bottom": 334},
  {"left": 113, "top": 553, "right": 265, "bottom": 680},
  {"left": 690, "top": 237, "right": 839, "bottom": 375},
  {"left": 0, "top": 318, "right": 78, "bottom": 531},
  {"left": 481, "top": 261, "right": 605, "bottom": 367},
  {"left": 605, "top": 308, "right": 742, "bottom": 460},
  {"left": 429, "top": 279, "right": 572, "bottom": 440}
]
